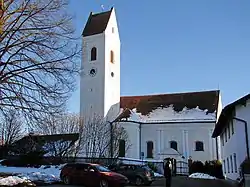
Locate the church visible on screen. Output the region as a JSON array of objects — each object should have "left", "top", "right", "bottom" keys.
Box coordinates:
[{"left": 80, "top": 7, "right": 222, "bottom": 162}]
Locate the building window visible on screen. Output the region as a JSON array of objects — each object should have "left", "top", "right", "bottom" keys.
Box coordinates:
[
  {"left": 170, "top": 141, "right": 178, "bottom": 151},
  {"left": 227, "top": 157, "right": 230, "bottom": 173},
  {"left": 147, "top": 141, "right": 154, "bottom": 158},
  {"left": 223, "top": 160, "right": 226, "bottom": 173},
  {"left": 228, "top": 124, "right": 230, "bottom": 139},
  {"left": 221, "top": 133, "right": 224, "bottom": 146},
  {"left": 91, "top": 47, "right": 97, "bottom": 61},
  {"left": 112, "top": 27, "right": 115, "bottom": 33},
  {"left": 231, "top": 120, "right": 234, "bottom": 135},
  {"left": 110, "top": 50, "right": 114, "bottom": 63},
  {"left": 230, "top": 155, "right": 233, "bottom": 173},
  {"left": 118, "top": 139, "right": 125, "bottom": 157},
  {"left": 225, "top": 128, "right": 227, "bottom": 142},
  {"left": 195, "top": 141, "right": 204, "bottom": 151},
  {"left": 234, "top": 153, "right": 237, "bottom": 173}
]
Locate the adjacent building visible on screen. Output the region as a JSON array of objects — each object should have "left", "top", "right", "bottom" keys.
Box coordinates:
[{"left": 212, "top": 93, "right": 250, "bottom": 180}]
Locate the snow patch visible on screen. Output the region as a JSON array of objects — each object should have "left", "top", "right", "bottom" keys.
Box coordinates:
[
  {"left": 189, "top": 172, "right": 216, "bottom": 179},
  {"left": 154, "top": 172, "right": 163, "bottom": 177},
  {"left": 0, "top": 164, "right": 65, "bottom": 184},
  {"left": 0, "top": 176, "right": 32, "bottom": 186}
]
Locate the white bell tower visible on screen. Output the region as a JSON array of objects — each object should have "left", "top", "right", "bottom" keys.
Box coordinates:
[{"left": 80, "top": 7, "right": 121, "bottom": 123}]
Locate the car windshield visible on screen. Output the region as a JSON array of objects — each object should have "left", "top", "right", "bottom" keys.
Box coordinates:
[{"left": 95, "top": 165, "right": 110, "bottom": 172}]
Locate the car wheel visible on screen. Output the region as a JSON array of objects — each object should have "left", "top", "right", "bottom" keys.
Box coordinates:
[
  {"left": 100, "top": 179, "right": 109, "bottom": 187},
  {"left": 62, "top": 175, "right": 70, "bottom": 185},
  {"left": 135, "top": 177, "right": 143, "bottom": 186}
]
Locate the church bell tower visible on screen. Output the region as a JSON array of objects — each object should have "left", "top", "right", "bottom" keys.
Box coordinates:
[{"left": 80, "top": 7, "right": 121, "bottom": 123}]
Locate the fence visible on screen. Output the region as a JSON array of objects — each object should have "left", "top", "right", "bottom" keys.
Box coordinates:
[
  {"left": 1, "top": 155, "right": 188, "bottom": 176},
  {"left": 176, "top": 160, "right": 189, "bottom": 176}
]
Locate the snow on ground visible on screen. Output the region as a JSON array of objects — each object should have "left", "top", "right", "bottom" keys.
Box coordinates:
[
  {"left": 0, "top": 164, "right": 65, "bottom": 184},
  {"left": 154, "top": 172, "right": 163, "bottom": 177},
  {"left": 189, "top": 172, "right": 216, "bottom": 179},
  {"left": 0, "top": 176, "right": 32, "bottom": 186}
]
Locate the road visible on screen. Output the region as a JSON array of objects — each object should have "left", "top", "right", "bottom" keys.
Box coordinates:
[{"left": 42, "top": 177, "right": 238, "bottom": 187}]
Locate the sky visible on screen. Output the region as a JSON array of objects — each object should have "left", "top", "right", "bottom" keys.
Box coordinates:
[{"left": 67, "top": 0, "right": 250, "bottom": 113}]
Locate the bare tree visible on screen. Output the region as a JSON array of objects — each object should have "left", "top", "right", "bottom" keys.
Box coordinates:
[
  {"left": 0, "top": 109, "right": 24, "bottom": 145},
  {"left": 34, "top": 113, "right": 82, "bottom": 158},
  {"left": 79, "top": 115, "right": 130, "bottom": 158},
  {"left": 0, "top": 0, "right": 80, "bottom": 122}
]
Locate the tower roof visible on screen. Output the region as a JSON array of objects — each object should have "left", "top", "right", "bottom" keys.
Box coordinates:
[{"left": 82, "top": 8, "right": 113, "bottom": 37}]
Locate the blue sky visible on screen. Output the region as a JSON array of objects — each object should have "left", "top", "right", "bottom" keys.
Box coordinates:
[{"left": 67, "top": 0, "right": 250, "bottom": 113}]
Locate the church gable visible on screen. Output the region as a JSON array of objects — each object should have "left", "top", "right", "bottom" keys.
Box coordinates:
[
  {"left": 82, "top": 8, "right": 113, "bottom": 37},
  {"left": 117, "top": 90, "right": 220, "bottom": 122}
]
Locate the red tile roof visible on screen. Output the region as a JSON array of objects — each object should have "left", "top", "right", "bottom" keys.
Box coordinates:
[
  {"left": 118, "top": 90, "right": 220, "bottom": 120},
  {"left": 82, "top": 8, "right": 113, "bottom": 37}
]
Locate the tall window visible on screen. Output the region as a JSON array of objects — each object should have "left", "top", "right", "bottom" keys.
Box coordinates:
[
  {"left": 110, "top": 50, "right": 114, "bottom": 63},
  {"left": 225, "top": 128, "right": 227, "bottom": 142},
  {"left": 170, "top": 141, "right": 178, "bottom": 151},
  {"left": 234, "top": 153, "right": 237, "bottom": 173},
  {"left": 227, "top": 157, "right": 230, "bottom": 173},
  {"left": 231, "top": 120, "right": 234, "bottom": 135},
  {"left": 230, "top": 155, "right": 233, "bottom": 173},
  {"left": 118, "top": 139, "right": 125, "bottom": 157},
  {"left": 228, "top": 124, "right": 230, "bottom": 139},
  {"left": 195, "top": 141, "right": 204, "bottom": 151},
  {"left": 91, "top": 47, "right": 97, "bottom": 61},
  {"left": 221, "top": 133, "right": 224, "bottom": 146},
  {"left": 147, "top": 141, "right": 154, "bottom": 158},
  {"left": 223, "top": 160, "right": 226, "bottom": 173}
]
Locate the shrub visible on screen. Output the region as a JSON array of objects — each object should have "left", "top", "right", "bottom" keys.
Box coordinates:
[
  {"left": 189, "top": 161, "right": 205, "bottom": 174},
  {"left": 204, "top": 160, "right": 224, "bottom": 179},
  {"left": 147, "top": 162, "right": 158, "bottom": 172}
]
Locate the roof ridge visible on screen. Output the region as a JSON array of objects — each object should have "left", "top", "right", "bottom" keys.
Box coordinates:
[{"left": 120, "top": 89, "right": 220, "bottom": 98}]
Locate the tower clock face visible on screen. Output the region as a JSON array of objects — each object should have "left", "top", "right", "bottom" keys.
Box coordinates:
[{"left": 89, "top": 68, "right": 97, "bottom": 77}]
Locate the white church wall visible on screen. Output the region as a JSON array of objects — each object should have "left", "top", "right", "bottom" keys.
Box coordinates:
[
  {"left": 138, "top": 122, "right": 217, "bottom": 163},
  {"left": 81, "top": 33, "right": 106, "bottom": 121},
  {"left": 187, "top": 125, "right": 217, "bottom": 162},
  {"left": 104, "top": 9, "right": 121, "bottom": 119},
  {"left": 120, "top": 121, "right": 140, "bottom": 159}
]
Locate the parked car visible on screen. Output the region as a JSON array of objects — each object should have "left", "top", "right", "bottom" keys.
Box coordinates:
[
  {"left": 108, "top": 163, "right": 155, "bottom": 186},
  {"left": 60, "top": 163, "right": 129, "bottom": 187}
]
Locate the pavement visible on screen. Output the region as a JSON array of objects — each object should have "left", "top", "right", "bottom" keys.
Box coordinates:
[{"left": 41, "top": 176, "right": 239, "bottom": 187}]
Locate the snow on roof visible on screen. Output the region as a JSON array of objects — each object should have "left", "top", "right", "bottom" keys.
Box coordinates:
[{"left": 115, "top": 105, "right": 216, "bottom": 123}]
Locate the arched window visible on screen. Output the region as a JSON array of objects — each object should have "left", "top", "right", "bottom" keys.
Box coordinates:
[
  {"left": 195, "top": 141, "right": 204, "bottom": 151},
  {"left": 91, "top": 47, "right": 97, "bottom": 61},
  {"left": 170, "top": 141, "right": 178, "bottom": 151},
  {"left": 110, "top": 50, "right": 114, "bottom": 63},
  {"left": 147, "top": 141, "right": 154, "bottom": 158},
  {"left": 118, "top": 139, "right": 125, "bottom": 157}
]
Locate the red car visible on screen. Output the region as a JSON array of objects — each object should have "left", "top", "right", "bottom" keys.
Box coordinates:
[{"left": 60, "top": 163, "right": 129, "bottom": 187}]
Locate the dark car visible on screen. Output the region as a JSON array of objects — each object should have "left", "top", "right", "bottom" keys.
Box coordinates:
[
  {"left": 108, "top": 163, "right": 155, "bottom": 186},
  {"left": 60, "top": 163, "right": 129, "bottom": 187}
]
